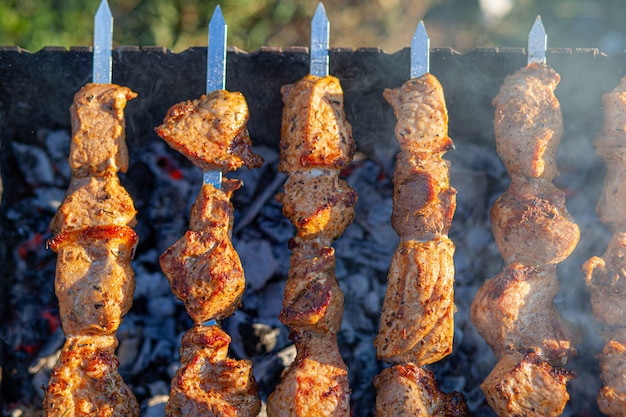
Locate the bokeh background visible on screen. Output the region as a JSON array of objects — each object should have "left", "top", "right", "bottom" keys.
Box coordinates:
[{"left": 2, "top": 0, "right": 626, "bottom": 55}]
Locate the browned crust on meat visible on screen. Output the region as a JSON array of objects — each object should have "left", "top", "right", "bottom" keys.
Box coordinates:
[
  {"left": 383, "top": 73, "right": 451, "bottom": 154},
  {"left": 481, "top": 352, "right": 575, "bottom": 417},
  {"left": 583, "top": 232, "right": 626, "bottom": 328},
  {"left": 44, "top": 335, "right": 139, "bottom": 417},
  {"left": 50, "top": 172, "right": 137, "bottom": 235},
  {"left": 69, "top": 83, "right": 137, "bottom": 177},
  {"left": 276, "top": 172, "right": 357, "bottom": 243},
  {"left": 391, "top": 152, "right": 456, "bottom": 241},
  {"left": 278, "top": 74, "right": 355, "bottom": 171},
  {"left": 159, "top": 181, "right": 245, "bottom": 323},
  {"left": 492, "top": 62, "right": 563, "bottom": 179},
  {"left": 155, "top": 90, "right": 263, "bottom": 172},
  {"left": 266, "top": 332, "right": 349, "bottom": 417},
  {"left": 166, "top": 326, "right": 261, "bottom": 417},
  {"left": 279, "top": 246, "right": 344, "bottom": 333},
  {"left": 49, "top": 226, "right": 137, "bottom": 336},
  {"left": 490, "top": 178, "right": 580, "bottom": 265},
  {"left": 373, "top": 363, "right": 469, "bottom": 417},
  {"left": 375, "top": 238, "right": 455, "bottom": 366},
  {"left": 471, "top": 262, "right": 580, "bottom": 364}
]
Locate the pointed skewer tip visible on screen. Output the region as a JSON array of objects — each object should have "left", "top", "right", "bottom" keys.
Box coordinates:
[
  {"left": 411, "top": 20, "right": 430, "bottom": 79},
  {"left": 527, "top": 15, "right": 547, "bottom": 65},
  {"left": 92, "top": 0, "right": 113, "bottom": 84},
  {"left": 310, "top": 2, "right": 330, "bottom": 77}
]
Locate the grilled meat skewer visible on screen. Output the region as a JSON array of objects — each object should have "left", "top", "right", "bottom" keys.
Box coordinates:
[
  {"left": 156, "top": 90, "right": 263, "bottom": 417},
  {"left": 582, "top": 75, "right": 626, "bottom": 417},
  {"left": 373, "top": 72, "right": 468, "bottom": 415},
  {"left": 267, "top": 73, "right": 356, "bottom": 417},
  {"left": 470, "top": 62, "right": 580, "bottom": 416},
  {"left": 44, "top": 83, "right": 140, "bottom": 416}
]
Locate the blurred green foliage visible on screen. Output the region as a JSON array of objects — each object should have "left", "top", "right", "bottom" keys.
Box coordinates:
[{"left": 1, "top": 0, "right": 624, "bottom": 55}]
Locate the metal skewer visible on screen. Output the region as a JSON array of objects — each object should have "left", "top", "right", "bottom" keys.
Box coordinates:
[
  {"left": 203, "top": 5, "right": 227, "bottom": 189},
  {"left": 528, "top": 15, "right": 547, "bottom": 65},
  {"left": 92, "top": 0, "right": 113, "bottom": 84},
  {"left": 202, "top": 6, "right": 228, "bottom": 328},
  {"left": 310, "top": 3, "right": 329, "bottom": 77},
  {"left": 411, "top": 21, "right": 430, "bottom": 79}
]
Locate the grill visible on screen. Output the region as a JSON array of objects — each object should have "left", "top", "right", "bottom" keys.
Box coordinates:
[{"left": 1, "top": 46, "right": 624, "bottom": 416}]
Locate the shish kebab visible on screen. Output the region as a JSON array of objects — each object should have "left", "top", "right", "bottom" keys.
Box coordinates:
[
  {"left": 44, "top": 0, "right": 140, "bottom": 415},
  {"left": 582, "top": 76, "right": 626, "bottom": 416},
  {"left": 155, "top": 6, "right": 263, "bottom": 416},
  {"left": 266, "top": 3, "right": 357, "bottom": 416},
  {"left": 470, "top": 17, "right": 581, "bottom": 417},
  {"left": 372, "top": 21, "right": 469, "bottom": 416}
]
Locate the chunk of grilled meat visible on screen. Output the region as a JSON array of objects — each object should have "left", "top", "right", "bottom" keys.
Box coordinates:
[
  {"left": 373, "top": 363, "right": 469, "bottom": 417},
  {"left": 481, "top": 352, "right": 575, "bottom": 417},
  {"left": 266, "top": 332, "right": 349, "bottom": 417},
  {"left": 390, "top": 151, "right": 456, "bottom": 242},
  {"left": 583, "top": 76, "right": 626, "bottom": 417},
  {"left": 50, "top": 172, "right": 137, "bottom": 235},
  {"left": 597, "top": 328, "right": 626, "bottom": 417},
  {"left": 383, "top": 75, "right": 451, "bottom": 156},
  {"left": 44, "top": 334, "right": 139, "bottom": 417},
  {"left": 69, "top": 83, "right": 137, "bottom": 177},
  {"left": 155, "top": 90, "right": 263, "bottom": 172},
  {"left": 160, "top": 180, "right": 245, "bottom": 323},
  {"left": 49, "top": 226, "right": 137, "bottom": 336},
  {"left": 471, "top": 262, "right": 580, "bottom": 364},
  {"left": 278, "top": 74, "right": 356, "bottom": 172},
  {"left": 583, "top": 232, "right": 626, "bottom": 328},
  {"left": 490, "top": 178, "right": 580, "bottom": 266},
  {"left": 492, "top": 63, "right": 563, "bottom": 180},
  {"left": 166, "top": 326, "right": 260, "bottom": 417},
  {"left": 374, "top": 238, "right": 455, "bottom": 366},
  {"left": 276, "top": 172, "right": 357, "bottom": 245}
]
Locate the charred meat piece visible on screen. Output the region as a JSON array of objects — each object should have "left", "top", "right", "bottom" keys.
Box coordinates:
[
  {"left": 583, "top": 232, "right": 626, "bottom": 328},
  {"left": 44, "top": 334, "right": 139, "bottom": 417},
  {"left": 597, "top": 328, "right": 626, "bottom": 417},
  {"left": 159, "top": 180, "right": 245, "bottom": 323},
  {"left": 155, "top": 90, "right": 263, "bottom": 172},
  {"left": 373, "top": 363, "right": 469, "bottom": 417},
  {"left": 279, "top": 245, "right": 344, "bottom": 334},
  {"left": 50, "top": 226, "right": 137, "bottom": 336},
  {"left": 276, "top": 172, "right": 357, "bottom": 245},
  {"left": 490, "top": 178, "right": 579, "bottom": 265},
  {"left": 471, "top": 262, "right": 580, "bottom": 364},
  {"left": 50, "top": 172, "right": 137, "bottom": 234},
  {"left": 278, "top": 74, "right": 356, "bottom": 172},
  {"left": 480, "top": 352, "right": 575, "bottom": 417},
  {"left": 374, "top": 238, "right": 455, "bottom": 366},
  {"left": 492, "top": 63, "right": 563, "bottom": 180},
  {"left": 266, "top": 332, "right": 349, "bottom": 417},
  {"left": 167, "top": 326, "right": 260, "bottom": 417},
  {"left": 69, "top": 83, "right": 136, "bottom": 177}
]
